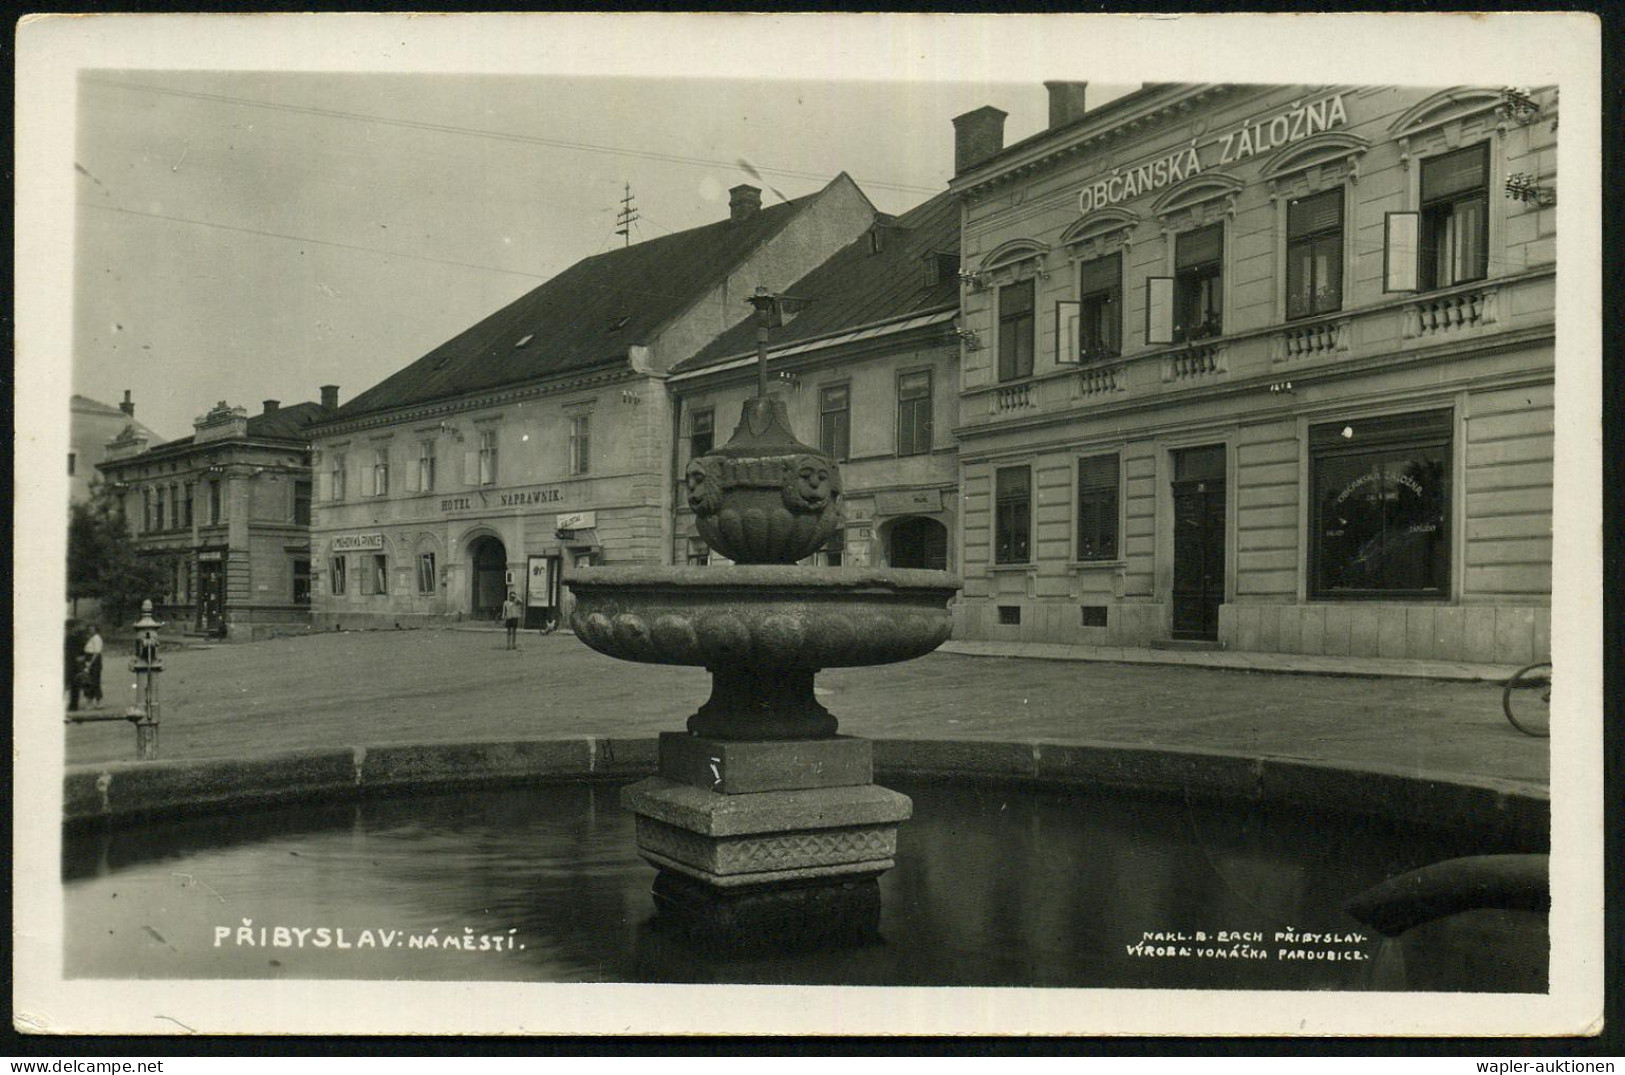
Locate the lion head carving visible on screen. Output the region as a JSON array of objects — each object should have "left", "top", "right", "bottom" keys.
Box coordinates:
[
  {"left": 781, "top": 454, "right": 840, "bottom": 515},
  {"left": 684, "top": 458, "right": 723, "bottom": 517}
]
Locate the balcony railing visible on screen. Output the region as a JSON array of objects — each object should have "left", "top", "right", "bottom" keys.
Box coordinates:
[
  {"left": 994, "top": 383, "right": 1035, "bottom": 412},
  {"left": 1404, "top": 285, "right": 1498, "bottom": 341},
  {"left": 1273, "top": 318, "right": 1350, "bottom": 363},
  {"left": 1077, "top": 364, "right": 1123, "bottom": 396},
  {"left": 1163, "top": 342, "right": 1226, "bottom": 382}
]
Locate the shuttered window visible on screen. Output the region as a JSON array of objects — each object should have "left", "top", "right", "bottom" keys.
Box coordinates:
[
  {"left": 995, "top": 466, "right": 1031, "bottom": 564},
  {"left": 1078, "top": 253, "right": 1121, "bottom": 360},
  {"left": 1175, "top": 224, "right": 1224, "bottom": 341},
  {"left": 1419, "top": 143, "right": 1489, "bottom": 289},
  {"left": 896, "top": 370, "right": 932, "bottom": 456},
  {"left": 689, "top": 408, "right": 714, "bottom": 460},
  {"left": 819, "top": 385, "right": 850, "bottom": 461},
  {"left": 997, "top": 279, "right": 1035, "bottom": 381},
  {"left": 1286, "top": 188, "right": 1344, "bottom": 319},
  {"left": 1076, "top": 454, "right": 1120, "bottom": 562}
]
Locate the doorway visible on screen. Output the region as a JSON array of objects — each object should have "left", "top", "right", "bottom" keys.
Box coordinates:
[
  {"left": 1171, "top": 445, "right": 1226, "bottom": 641},
  {"left": 469, "top": 536, "right": 508, "bottom": 620},
  {"left": 196, "top": 554, "right": 226, "bottom": 636},
  {"left": 888, "top": 516, "right": 948, "bottom": 570}
]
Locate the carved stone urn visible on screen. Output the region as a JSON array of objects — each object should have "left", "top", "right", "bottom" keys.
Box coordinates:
[
  {"left": 684, "top": 396, "right": 842, "bottom": 564},
  {"left": 568, "top": 384, "right": 960, "bottom": 949}
]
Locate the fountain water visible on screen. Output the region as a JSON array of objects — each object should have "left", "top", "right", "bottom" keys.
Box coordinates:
[{"left": 568, "top": 300, "right": 959, "bottom": 945}]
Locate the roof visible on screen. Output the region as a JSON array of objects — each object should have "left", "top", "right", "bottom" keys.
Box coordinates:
[
  {"left": 72, "top": 394, "right": 164, "bottom": 442},
  {"left": 330, "top": 188, "right": 825, "bottom": 421},
  {"left": 673, "top": 188, "right": 960, "bottom": 375},
  {"left": 104, "top": 400, "right": 333, "bottom": 463}
]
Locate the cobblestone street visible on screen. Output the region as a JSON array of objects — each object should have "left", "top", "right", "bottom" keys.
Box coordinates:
[{"left": 62, "top": 627, "right": 1548, "bottom": 786}]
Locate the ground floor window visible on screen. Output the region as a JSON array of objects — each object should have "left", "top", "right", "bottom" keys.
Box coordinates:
[
  {"left": 686, "top": 537, "right": 710, "bottom": 567},
  {"left": 1076, "top": 454, "right": 1120, "bottom": 561},
  {"left": 329, "top": 556, "right": 347, "bottom": 596},
  {"left": 1310, "top": 409, "right": 1452, "bottom": 599},
  {"left": 370, "top": 553, "right": 389, "bottom": 596},
  {"left": 417, "top": 552, "right": 437, "bottom": 594},
  {"left": 292, "top": 559, "right": 311, "bottom": 605},
  {"left": 994, "top": 466, "right": 1031, "bottom": 564}
]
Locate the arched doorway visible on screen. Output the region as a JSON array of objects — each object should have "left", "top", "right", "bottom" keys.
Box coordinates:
[
  {"left": 468, "top": 535, "right": 508, "bottom": 620},
  {"left": 888, "top": 516, "right": 948, "bottom": 571}
]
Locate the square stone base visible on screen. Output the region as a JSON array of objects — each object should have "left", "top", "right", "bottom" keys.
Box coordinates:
[
  {"left": 649, "top": 870, "right": 882, "bottom": 950},
  {"left": 658, "top": 732, "right": 872, "bottom": 794}
]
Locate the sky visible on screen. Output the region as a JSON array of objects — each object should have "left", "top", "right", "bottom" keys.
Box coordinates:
[{"left": 71, "top": 65, "right": 1133, "bottom": 440}]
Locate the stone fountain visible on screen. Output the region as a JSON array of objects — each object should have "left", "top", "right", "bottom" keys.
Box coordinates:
[{"left": 568, "top": 292, "right": 960, "bottom": 947}]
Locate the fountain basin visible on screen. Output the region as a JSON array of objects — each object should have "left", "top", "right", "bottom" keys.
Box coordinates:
[{"left": 568, "top": 566, "right": 961, "bottom": 669}]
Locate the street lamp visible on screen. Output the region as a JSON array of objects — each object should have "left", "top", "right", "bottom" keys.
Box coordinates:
[{"left": 128, "top": 599, "right": 164, "bottom": 760}]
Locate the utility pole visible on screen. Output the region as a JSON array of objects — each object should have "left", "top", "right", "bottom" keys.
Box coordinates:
[{"left": 615, "top": 183, "right": 639, "bottom": 248}]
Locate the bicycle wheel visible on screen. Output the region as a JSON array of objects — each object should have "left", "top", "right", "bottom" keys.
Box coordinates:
[{"left": 1502, "top": 661, "right": 1551, "bottom": 738}]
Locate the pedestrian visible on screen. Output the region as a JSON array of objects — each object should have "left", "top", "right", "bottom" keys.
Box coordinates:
[
  {"left": 65, "top": 618, "right": 86, "bottom": 712},
  {"left": 501, "top": 592, "right": 522, "bottom": 651},
  {"left": 82, "top": 623, "right": 105, "bottom": 708}
]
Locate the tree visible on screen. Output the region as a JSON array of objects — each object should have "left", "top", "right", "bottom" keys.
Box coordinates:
[{"left": 68, "top": 483, "right": 168, "bottom": 628}]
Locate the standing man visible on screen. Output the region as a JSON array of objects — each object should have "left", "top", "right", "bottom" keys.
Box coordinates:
[
  {"left": 65, "top": 619, "right": 86, "bottom": 712},
  {"left": 500, "top": 591, "right": 522, "bottom": 651},
  {"left": 82, "top": 623, "right": 105, "bottom": 708}
]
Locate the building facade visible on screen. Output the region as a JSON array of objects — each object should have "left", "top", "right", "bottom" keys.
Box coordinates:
[
  {"left": 310, "top": 175, "right": 878, "bottom": 629},
  {"left": 947, "top": 82, "right": 1556, "bottom": 663},
  {"left": 70, "top": 391, "right": 162, "bottom": 504},
  {"left": 668, "top": 191, "right": 963, "bottom": 571},
  {"left": 97, "top": 394, "right": 333, "bottom": 641}
]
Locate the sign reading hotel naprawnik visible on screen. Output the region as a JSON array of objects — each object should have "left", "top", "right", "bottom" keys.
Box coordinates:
[{"left": 1077, "top": 93, "right": 1348, "bottom": 214}]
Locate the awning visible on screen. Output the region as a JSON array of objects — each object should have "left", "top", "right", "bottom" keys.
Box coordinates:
[{"left": 558, "top": 528, "right": 601, "bottom": 550}]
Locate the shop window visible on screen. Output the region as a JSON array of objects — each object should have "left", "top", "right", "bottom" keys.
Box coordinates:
[
  {"left": 417, "top": 552, "right": 437, "bottom": 594},
  {"left": 330, "top": 453, "right": 347, "bottom": 501},
  {"left": 686, "top": 537, "right": 710, "bottom": 567},
  {"left": 1286, "top": 188, "right": 1344, "bottom": 319},
  {"left": 896, "top": 370, "right": 932, "bottom": 456},
  {"left": 1419, "top": 142, "right": 1489, "bottom": 290},
  {"left": 329, "top": 556, "right": 347, "bottom": 596},
  {"left": 1175, "top": 224, "right": 1224, "bottom": 341},
  {"left": 294, "top": 480, "right": 312, "bottom": 525},
  {"left": 690, "top": 408, "right": 714, "bottom": 460},
  {"left": 292, "top": 559, "right": 311, "bottom": 605},
  {"left": 417, "top": 441, "right": 436, "bottom": 493},
  {"left": 1080, "top": 605, "right": 1108, "bottom": 627},
  {"left": 1076, "top": 454, "right": 1120, "bottom": 561},
  {"left": 1310, "top": 410, "right": 1452, "bottom": 600},
  {"left": 997, "top": 605, "right": 1022, "bottom": 626},
  {"left": 370, "top": 553, "right": 389, "bottom": 596},
  {"left": 1077, "top": 253, "right": 1121, "bottom": 361},
  {"left": 819, "top": 385, "right": 850, "bottom": 462},
  {"left": 997, "top": 279, "right": 1035, "bottom": 381},
  {"left": 569, "top": 415, "right": 591, "bottom": 476},
  {"left": 994, "top": 466, "right": 1031, "bottom": 565},
  {"left": 371, "top": 448, "right": 390, "bottom": 497},
  {"left": 478, "top": 430, "right": 498, "bottom": 486}
]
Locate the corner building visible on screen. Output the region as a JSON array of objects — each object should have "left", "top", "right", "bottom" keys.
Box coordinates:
[
  {"left": 309, "top": 176, "right": 877, "bottom": 628},
  {"left": 949, "top": 83, "right": 1556, "bottom": 663}
]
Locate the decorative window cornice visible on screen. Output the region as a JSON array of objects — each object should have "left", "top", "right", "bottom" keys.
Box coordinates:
[
  {"left": 1060, "top": 207, "right": 1140, "bottom": 248},
  {"left": 1261, "top": 131, "right": 1371, "bottom": 184},
  {"left": 1388, "top": 86, "right": 1504, "bottom": 140},
  {"left": 980, "top": 238, "right": 1050, "bottom": 273},
  {"left": 1151, "top": 172, "right": 1243, "bottom": 219}
]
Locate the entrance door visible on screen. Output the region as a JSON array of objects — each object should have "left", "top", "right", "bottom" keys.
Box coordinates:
[
  {"left": 197, "top": 557, "right": 226, "bottom": 635},
  {"left": 889, "top": 516, "right": 948, "bottom": 570},
  {"left": 1171, "top": 445, "right": 1227, "bottom": 640},
  {"left": 470, "top": 536, "right": 508, "bottom": 620}
]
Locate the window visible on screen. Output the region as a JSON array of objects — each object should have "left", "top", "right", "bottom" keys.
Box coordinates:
[
  {"left": 997, "top": 605, "right": 1022, "bottom": 626},
  {"left": 1080, "top": 605, "right": 1108, "bottom": 627},
  {"left": 292, "top": 559, "right": 311, "bottom": 605},
  {"left": 478, "top": 430, "right": 498, "bottom": 485},
  {"left": 417, "top": 552, "right": 437, "bottom": 594},
  {"left": 293, "top": 481, "right": 311, "bottom": 526},
  {"left": 1286, "top": 188, "right": 1345, "bottom": 319},
  {"left": 417, "top": 441, "right": 436, "bottom": 493},
  {"left": 686, "top": 537, "right": 710, "bottom": 567},
  {"left": 142, "top": 488, "right": 153, "bottom": 533},
  {"left": 1419, "top": 143, "right": 1489, "bottom": 290},
  {"left": 155, "top": 486, "right": 165, "bottom": 531},
  {"left": 371, "top": 448, "right": 390, "bottom": 497},
  {"left": 1175, "top": 224, "right": 1224, "bottom": 341},
  {"left": 171, "top": 483, "right": 180, "bottom": 529},
  {"left": 184, "top": 483, "right": 194, "bottom": 528},
  {"left": 370, "top": 553, "right": 389, "bottom": 596},
  {"left": 994, "top": 466, "right": 1032, "bottom": 564},
  {"left": 330, "top": 453, "right": 347, "bottom": 501},
  {"left": 209, "top": 481, "right": 222, "bottom": 524},
  {"left": 819, "top": 385, "right": 850, "bottom": 461},
  {"left": 1077, "top": 253, "right": 1121, "bottom": 361},
  {"left": 897, "top": 370, "right": 933, "bottom": 456},
  {"left": 819, "top": 529, "right": 844, "bottom": 568},
  {"left": 329, "top": 556, "right": 347, "bottom": 596},
  {"left": 569, "top": 415, "right": 590, "bottom": 476},
  {"left": 997, "top": 279, "right": 1035, "bottom": 381},
  {"left": 1310, "top": 410, "right": 1452, "bottom": 600},
  {"left": 1076, "top": 454, "right": 1120, "bottom": 561},
  {"left": 689, "top": 408, "right": 715, "bottom": 460}
]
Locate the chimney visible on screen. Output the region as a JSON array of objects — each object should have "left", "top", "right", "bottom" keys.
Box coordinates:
[
  {"left": 320, "top": 385, "right": 339, "bottom": 410},
  {"left": 1045, "top": 81, "right": 1089, "bottom": 129},
  {"left": 262, "top": 399, "right": 280, "bottom": 414},
  {"left": 729, "top": 184, "right": 762, "bottom": 223},
  {"left": 953, "top": 106, "right": 1008, "bottom": 175},
  {"left": 119, "top": 390, "right": 135, "bottom": 417}
]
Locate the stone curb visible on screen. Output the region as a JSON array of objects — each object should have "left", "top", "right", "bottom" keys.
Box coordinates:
[
  {"left": 934, "top": 641, "right": 1520, "bottom": 683},
  {"left": 62, "top": 736, "right": 1547, "bottom": 845}
]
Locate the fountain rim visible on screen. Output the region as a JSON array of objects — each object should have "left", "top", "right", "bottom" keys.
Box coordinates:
[{"left": 566, "top": 565, "right": 963, "bottom": 595}]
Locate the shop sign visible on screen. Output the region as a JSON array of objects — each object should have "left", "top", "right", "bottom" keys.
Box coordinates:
[
  {"left": 1077, "top": 93, "right": 1348, "bottom": 214},
  {"left": 440, "top": 496, "right": 475, "bottom": 512},
  {"left": 876, "top": 489, "right": 943, "bottom": 516},
  {"left": 197, "top": 550, "right": 225, "bottom": 562},
  {"left": 332, "top": 533, "right": 384, "bottom": 552},
  {"left": 526, "top": 555, "right": 555, "bottom": 608},
  {"left": 556, "top": 510, "right": 596, "bottom": 531}
]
